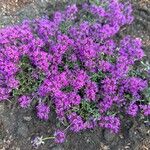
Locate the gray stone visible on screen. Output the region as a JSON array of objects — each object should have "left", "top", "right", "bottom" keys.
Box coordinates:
[
  {"left": 0, "top": 138, "right": 3, "bottom": 145},
  {"left": 138, "top": 124, "right": 148, "bottom": 136},
  {"left": 104, "top": 130, "right": 116, "bottom": 143},
  {"left": 17, "top": 122, "right": 28, "bottom": 138},
  {"left": 16, "top": 3, "right": 40, "bottom": 21},
  {"left": 129, "top": 128, "right": 141, "bottom": 142},
  {"left": 23, "top": 116, "right": 32, "bottom": 122},
  {"left": 52, "top": 146, "right": 64, "bottom": 150},
  {"left": 0, "top": 104, "right": 4, "bottom": 115},
  {"left": 2, "top": 115, "right": 17, "bottom": 134},
  {"left": 0, "top": 16, "right": 12, "bottom": 27},
  {"left": 35, "top": 0, "right": 49, "bottom": 8}
]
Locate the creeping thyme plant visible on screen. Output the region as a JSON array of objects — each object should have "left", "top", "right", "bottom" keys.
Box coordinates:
[{"left": 0, "top": 0, "right": 149, "bottom": 146}]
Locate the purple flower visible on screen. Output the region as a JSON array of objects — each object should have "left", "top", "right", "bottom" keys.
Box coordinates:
[
  {"left": 65, "top": 4, "right": 78, "bottom": 20},
  {"left": 113, "top": 56, "right": 131, "bottom": 79},
  {"left": 68, "top": 113, "right": 84, "bottom": 132},
  {"left": 126, "top": 103, "right": 138, "bottom": 117},
  {"left": 119, "top": 36, "right": 145, "bottom": 61},
  {"left": 71, "top": 70, "right": 87, "bottom": 90},
  {"left": 18, "top": 95, "right": 31, "bottom": 108},
  {"left": 0, "top": 87, "right": 10, "bottom": 101},
  {"left": 36, "top": 103, "right": 50, "bottom": 120},
  {"left": 99, "top": 39, "right": 116, "bottom": 55},
  {"left": 90, "top": 5, "right": 106, "bottom": 17},
  {"left": 68, "top": 92, "right": 81, "bottom": 106},
  {"left": 140, "top": 105, "right": 150, "bottom": 116},
  {"left": 85, "top": 81, "right": 98, "bottom": 101},
  {"left": 38, "top": 79, "right": 52, "bottom": 97},
  {"left": 54, "top": 130, "right": 66, "bottom": 143},
  {"left": 53, "top": 11, "right": 64, "bottom": 24},
  {"left": 99, "top": 60, "right": 112, "bottom": 72},
  {"left": 123, "top": 77, "right": 148, "bottom": 97},
  {"left": 99, "top": 96, "right": 113, "bottom": 113},
  {"left": 84, "top": 120, "right": 97, "bottom": 129},
  {"left": 99, "top": 116, "right": 120, "bottom": 133},
  {"left": 6, "top": 77, "right": 19, "bottom": 89},
  {"left": 29, "top": 50, "right": 51, "bottom": 72},
  {"left": 102, "top": 77, "right": 117, "bottom": 95}
]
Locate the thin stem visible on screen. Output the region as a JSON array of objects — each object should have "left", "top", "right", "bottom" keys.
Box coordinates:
[
  {"left": 42, "top": 136, "right": 55, "bottom": 141},
  {"left": 64, "top": 123, "right": 72, "bottom": 131}
]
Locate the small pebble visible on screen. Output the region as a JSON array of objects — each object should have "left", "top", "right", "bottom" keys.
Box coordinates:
[{"left": 23, "top": 116, "right": 32, "bottom": 121}]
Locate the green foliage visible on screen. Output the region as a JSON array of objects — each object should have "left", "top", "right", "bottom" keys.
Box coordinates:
[
  {"left": 59, "top": 52, "right": 83, "bottom": 72},
  {"left": 60, "top": 21, "right": 72, "bottom": 34},
  {"left": 141, "top": 61, "right": 150, "bottom": 71},
  {"left": 100, "top": 53, "right": 117, "bottom": 63},
  {"left": 128, "top": 60, "right": 150, "bottom": 79},
  {"left": 124, "top": 93, "right": 133, "bottom": 101},
  {"left": 61, "top": 85, "right": 73, "bottom": 93},
  {"left": 91, "top": 71, "right": 105, "bottom": 82},
  {"left": 142, "top": 88, "right": 150, "bottom": 104},
  {"left": 69, "top": 0, "right": 87, "bottom": 4},
  {"left": 89, "top": 0, "right": 101, "bottom": 5},
  {"left": 58, "top": 61, "right": 75, "bottom": 72},
  {"left": 106, "top": 111, "right": 117, "bottom": 116},
  {"left": 65, "top": 60, "right": 75, "bottom": 70},
  {"left": 73, "top": 100, "right": 100, "bottom": 120},
  {"left": 80, "top": 10, "right": 96, "bottom": 23},
  {"left": 12, "top": 56, "right": 45, "bottom": 97},
  {"left": 58, "top": 65, "right": 65, "bottom": 72},
  {"left": 89, "top": 0, "right": 109, "bottom": 8}
]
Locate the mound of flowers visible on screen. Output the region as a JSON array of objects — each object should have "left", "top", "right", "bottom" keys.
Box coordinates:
[{"left": 0, "top": 0, "right": 149, "bottom": 145}]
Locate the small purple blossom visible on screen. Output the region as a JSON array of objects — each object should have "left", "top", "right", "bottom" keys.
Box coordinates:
[
  {"left": 68, "top": 112, "right": 85, "bottom": 132},
  {"left": 0, "top": 87, "right": 10, "bottom": 101},
  {"left": 99, "top": 116, "right": 120, "bottom": 133},
  {"left": 65, "top": 4, "right": 78, "bottom": 20},
  {"left": 126, "top": 103, "right": 138, "bottom": 117},
  {"left": 99, "top": 60, "right": 112, "bottom": 72},
  {"left": 18, "top": 95, "right": 31, "bottom": 108},
  {"left": 36, "top": 103, "right": 50, "bottom": 120},
  {"left": 102, "top": 77, "right": 117, "bottom": 95},
  {"left": 54, "top": 130, "right": 66, "bottom": 143},
  {"left": 140, "top": 105, "right": 150, "bottom": 116},
  {"left": 123, "top": 77, "right": 148, "bottom": 97},
  {"left": 99, "top": 96, "right": 113, "bottom": 113}
]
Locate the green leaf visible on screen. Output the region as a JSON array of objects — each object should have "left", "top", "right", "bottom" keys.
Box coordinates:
[
  {"left": 60, "top": 21, "right": 72, "bottom": 34},
  {"left": 61, "top": 86, "right": 73, "bottom": 93},
  {"left": 14, "top": 55, "right": 45, "bottom": 96},
  {"left": 89, "top": 0, "right": 100, "bottom": 5},
  {"left": 74, "top": 100, "right": 100, "bottom": 121}
]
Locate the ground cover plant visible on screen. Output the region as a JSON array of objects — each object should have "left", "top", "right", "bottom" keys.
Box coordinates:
[{"left": 0, "top": 0, "right": 149, "bottom": 148}]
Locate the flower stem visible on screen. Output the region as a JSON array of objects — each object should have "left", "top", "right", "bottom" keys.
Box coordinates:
[
  {"left": 42, "top": 136, "right": 55, "bottom": 141},
  {"left": 65, "top": 123, "right": 72, "bottom": 131}
]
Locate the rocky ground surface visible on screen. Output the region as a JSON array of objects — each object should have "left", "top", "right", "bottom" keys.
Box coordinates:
[{"left": 0, "top": 0, "right": 150, "bottom": 150}]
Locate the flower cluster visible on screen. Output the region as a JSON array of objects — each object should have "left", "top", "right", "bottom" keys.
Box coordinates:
[
  {"left": 36, "top": 103, "right": 50, "bottom": 120},
  {"left": 54, "top": 130, "right": 66, "bottom": 143},
  {"left": 18, "top": 95, "right": 31, "bottom": 108},
  {"left": 140, "top": 105, "right": 150, "bottom": 116},
  {"left": 0, "top": 0, "right": 149, "bottom": 144},
  {"left": 126, "top": 103, "right": 138, "bottom": 117},
  {"left": 99, "top": 116, "right": 121, "bottom": 133},
  {"left": 68, "top": 112, "right": 85, "bottom": 132}
]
